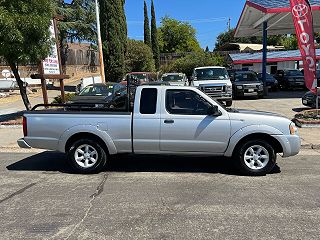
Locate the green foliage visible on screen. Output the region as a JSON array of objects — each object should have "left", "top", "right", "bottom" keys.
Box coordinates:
[
  {"left": 52, "top": 93, "right": 76, "bottom": 104},
  {"left": 57, "top": 0, "right": 96, "bottom": 43},
  {"left": 0, "top": 0, "right": 56, "bottom": 110},
  {"left": 144, "top": 0, "right": 151, "bottom": 48},
  {"left": 205, "top": 46, "right": 210, "bottom": 52},
  {"left": 158, "top": 17, "right": 202, "bottom": 53},
  {"left": 151, "top": 0, "right": 160, "bottom": 70},
  {"left": 0, "top": 0, "right": 55, "bottom": 64},
  {"left": 164, "top": 52, "right": 226, "bottom": 77},
  {"left": 99, "top": 0, "right": 127, "bottom": 82},
  {"left": 125, "top": 39, "right": 155, "bottom": 72},
  {"left": 281, "top": 35, "right": 298, "bottom": 50}
]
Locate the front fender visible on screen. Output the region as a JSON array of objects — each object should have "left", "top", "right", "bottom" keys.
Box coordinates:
[
  {"left": 58, "top": 124, "right": 117, "bottom": 155},
  {"left": 224, "top": 125, "right": 283, "bottom": 157}
]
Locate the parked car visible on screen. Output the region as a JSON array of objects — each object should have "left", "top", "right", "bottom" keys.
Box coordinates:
[
  {"left": 257, "top": 73, "right": 279, "bottom": 91},
  {"left": 232, "top": 71, "right": 264, "bottom": 99},
  {"left": 274, "top": 69, "right": 305, "bottom": 90},
  {"left": 191, "top": 66, "right": 233, "bottom": 107},
  {"left": 123, "top": 72, "right": 157, "bottom": 85},
  {"left": 69, "top": 83, "right": 127, "bottom": 109},
  {"left": 19, "top": 86, "right": 301, "bottom": 176},
  {"left": 302, "top": 91, "right": 318, "bottom": 108},
  {"left": 161, "top": 73, "right": 188, "bottom": 86}
]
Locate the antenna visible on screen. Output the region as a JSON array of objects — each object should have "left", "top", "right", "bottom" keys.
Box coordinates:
[{"left": 227, "top": 17, "right": 231, "bottom": 31}]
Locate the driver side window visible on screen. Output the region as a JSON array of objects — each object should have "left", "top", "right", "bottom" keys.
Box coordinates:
[{"left": 166, "top": 90, "right": 212, "bottom": 115}]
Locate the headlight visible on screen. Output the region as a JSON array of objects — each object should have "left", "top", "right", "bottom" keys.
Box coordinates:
[
  {"left": 274, "top": 80, "right": 278, "bottom": 84},
  {"left": 258, "top": 85, "right": 263, "bottom": 90},
  {"left": 237, "top": 86, "right": 243, "bottom": 90},
  {"left": 289, "top": 123, "right": 298, "bottom": 135},
  {"left": 227, "top": 85, "right": 232, "bottom": 92}
]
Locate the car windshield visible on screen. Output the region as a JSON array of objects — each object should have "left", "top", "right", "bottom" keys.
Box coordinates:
[
  {"left": 195, "top": 68, "right": 228, "bottom": 80},
  {"left": 258, "top": 73, "right": 274, "bottom": 80},
  {"left": 162, "top": 75, "right": 184, "bottom": 82},
  {"left": 79, "top": 85, "right": 113, "bottom": 96},
  {"left": 131, "top": 74, "right": 148, "bottom": 80},
  {"left": 235, "top": 72, "right": 258, "bottom": 81},
  {"left": 286, "top": 70, "right": 303, "bottom": 76}
]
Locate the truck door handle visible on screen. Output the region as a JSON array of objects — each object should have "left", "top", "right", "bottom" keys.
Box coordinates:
[{"left": 164, "top": 119, "right": 174, "bottom": 124}]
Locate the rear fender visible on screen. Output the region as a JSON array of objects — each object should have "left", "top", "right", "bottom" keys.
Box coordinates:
[{"left": 58, "top": 125, "right": 117, "bottom": 154}]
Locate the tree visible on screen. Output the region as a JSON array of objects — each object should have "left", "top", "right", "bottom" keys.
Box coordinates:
[
  {"left": 56, "top": 0, "right": 97, "bottom": 72},
  {"left": 205, "top": 46, "right": 210, "bottom": 52},
  {"left": 158, "top": 17, "right": 202, "bottom": 53},
  {"left": 125, "top": 39, "right": 155, "bottom": 72},
  {"left": 167, "top": 52, "right": 226, "bottom": 77},
  {"left": 144, "top": 0, "right": 151, "bottom": 48},
  {"left": 99, "top": 0, "right": 127, "bottom": 82},
  {"left": 0, "top": 0, "right": 55, "bottom": 110},
  {"left": 151, "top": 0, "right": 160, "bottom": 70},
  {"left": 281, "top": 35, "right": 298, "bottom": 50}
]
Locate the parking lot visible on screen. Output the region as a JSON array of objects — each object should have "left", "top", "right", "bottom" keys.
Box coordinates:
[{"left": 1, "top": 150, "right": 320, "bottom": 240}]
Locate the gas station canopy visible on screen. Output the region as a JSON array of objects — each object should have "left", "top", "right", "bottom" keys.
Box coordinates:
[{"left": 235, "top": 0, "right": 320, "bottom": 37}]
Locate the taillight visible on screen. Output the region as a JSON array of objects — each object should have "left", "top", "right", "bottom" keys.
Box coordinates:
[{"left": 23, "top": 116, "right": 27, "bottom": 136}]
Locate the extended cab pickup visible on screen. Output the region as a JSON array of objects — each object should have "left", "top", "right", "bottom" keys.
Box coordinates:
[{"left": 18, "top": 86, "right": 301, "bottom": 176}]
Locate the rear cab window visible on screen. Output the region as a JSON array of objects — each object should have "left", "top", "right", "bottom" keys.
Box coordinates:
[{"left": 140, "top": 88, "right": 157, "bottom": 114}]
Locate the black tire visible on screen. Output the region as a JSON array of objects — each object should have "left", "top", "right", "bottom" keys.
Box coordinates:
[
  {"left": 67, "top": 139, "right": 107, "bottom": 174},
  {"left": 225, "top": 100, "right": 233, "bottom": 107},
  {"left": 233, "top": 139, "right": 276, "bottom": 176}
]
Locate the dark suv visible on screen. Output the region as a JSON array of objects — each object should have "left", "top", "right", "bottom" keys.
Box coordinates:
[
  {"left": 274, "top": 69, "right": 305, "bottom": 90},
  {"left": 232, "top": 71, "right": 264, "bottom": 99}
]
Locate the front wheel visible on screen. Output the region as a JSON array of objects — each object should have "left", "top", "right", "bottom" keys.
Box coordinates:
[
  {"left": 67, "top": 139, "right": 107, "bottom": 174},
  {"left": 233, "top": 140, "right": 276, "bottom": 176}
]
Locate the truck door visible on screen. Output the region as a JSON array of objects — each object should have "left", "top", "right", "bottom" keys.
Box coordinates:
[
  {"left": 132, "top": 88, "right": 161, "bottom": 153},
  {"left": 160, "top": 89, "right": 231, "bottom": 153}
]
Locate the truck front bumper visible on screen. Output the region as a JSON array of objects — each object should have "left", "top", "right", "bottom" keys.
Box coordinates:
[
  {"left": 17, "top": 138, "right": 31, "bottom": 149},
  {"left": 272, "top": 135, "right": 301, "bottom": 157}
]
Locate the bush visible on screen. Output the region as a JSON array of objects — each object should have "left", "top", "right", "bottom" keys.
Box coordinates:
[
  {"left": 125, "top": 39, "right": 155, "bottom": 73},
  {"left": 164, "top": 52, "right": 226, "bottom": 76},
  {"left": 52, "top": 93, "right": 76, "bottom": 104}
]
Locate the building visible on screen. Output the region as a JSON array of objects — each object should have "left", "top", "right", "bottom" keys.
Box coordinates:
[{"left": 229, "top": 49, "right": 320, "bottom": 74}]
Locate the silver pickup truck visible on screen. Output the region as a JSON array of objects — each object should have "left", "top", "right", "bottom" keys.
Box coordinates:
[{"left": 18, "top": 86, "right": 301, "bottom": 176}]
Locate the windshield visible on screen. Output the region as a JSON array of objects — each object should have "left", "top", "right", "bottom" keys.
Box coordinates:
[
  {"left": 131, "top": 74, "right": 148, "bottom": 80},
  {"left": 162, "top": 75, "right": 184, "bottom": 82},
  {"left": 79, "top": 85, "right": 113, "bottom": 96},
  {"left": 195, "top": 68, "right": 229, "bottom": 80},
  {"left": 235, "top": 72, "right": 258, "bottom": 81},
  {"left": 286, "top": 70, "right": 303, "bottom": 76}
]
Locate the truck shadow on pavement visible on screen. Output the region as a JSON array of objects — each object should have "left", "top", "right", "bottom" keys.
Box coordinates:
[{"left": 6, "top": 151, "right": 281, "bottom": 176}]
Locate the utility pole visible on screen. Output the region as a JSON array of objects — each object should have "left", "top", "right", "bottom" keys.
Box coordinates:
[
  {"left": 95, "top": 0, "right": 105, "bottom": 82},
  {"left": 227, "top": 17, "right": 231, "bottom": 31}
]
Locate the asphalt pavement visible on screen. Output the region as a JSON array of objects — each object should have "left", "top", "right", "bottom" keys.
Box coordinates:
[{"left": 0, "top": 151, "right": 320, "bottom": 240}]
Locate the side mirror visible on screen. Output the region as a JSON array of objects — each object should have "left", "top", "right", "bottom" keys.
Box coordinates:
[{"left": 207, "top": 105, "right": 221, "bottom": 116}]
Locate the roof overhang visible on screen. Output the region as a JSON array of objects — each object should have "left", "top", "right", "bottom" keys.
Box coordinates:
[{"left": 235, "top": 0, "right": 320, "bottom": 37}]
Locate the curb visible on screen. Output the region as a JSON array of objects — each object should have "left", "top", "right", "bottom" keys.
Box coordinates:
[
  {"left": 301, "top": 144, "right": 320, "bottom": 150},
  {"left": 0, "top": 124, "right": 22, "bottom": 129}
]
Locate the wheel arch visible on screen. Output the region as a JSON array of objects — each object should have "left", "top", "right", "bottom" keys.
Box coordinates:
[
  {"left": 231, "top": 133, "right": 283, "bottom": 157},
  {"left": 224, "top": 125, "right": 285, "bottom": 157},
  {"left": 58, "top": 125, "right": 117, "bottom": 155}
]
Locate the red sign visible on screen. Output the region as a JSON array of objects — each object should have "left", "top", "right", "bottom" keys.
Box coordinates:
[{"left": 290, "top": 0, "right": 317, "bottom": 93}]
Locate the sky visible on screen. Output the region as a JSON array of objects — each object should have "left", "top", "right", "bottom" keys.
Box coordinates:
[{"left": 65, "top": 0, "right": 246, "bottom": 50}]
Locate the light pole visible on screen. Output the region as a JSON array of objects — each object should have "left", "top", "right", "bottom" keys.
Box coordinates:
[{"left": 95, "top": 0, "right": 105, "bottom": 82}]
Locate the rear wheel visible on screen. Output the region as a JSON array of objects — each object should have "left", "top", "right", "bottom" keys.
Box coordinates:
[
  {"left": 67, "top": 139, "right": 107, "bottom": 174},
  {"left": 233, "top": 140, "right": 276, "bottom": 176}
]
